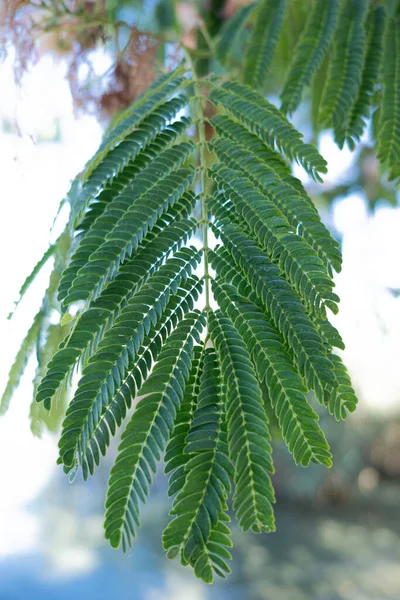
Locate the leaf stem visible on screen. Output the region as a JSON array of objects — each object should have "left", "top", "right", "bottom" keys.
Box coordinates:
[{"left": 185, "top": 49, "right": 211, "bottom": 309}]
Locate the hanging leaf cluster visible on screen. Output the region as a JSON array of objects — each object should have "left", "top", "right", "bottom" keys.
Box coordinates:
[
  {"left": 9, "top": 0, "right": 400, "bottom": 585},
  {"left": 219, "top": 0, "right": 398, "bottom": 178}
]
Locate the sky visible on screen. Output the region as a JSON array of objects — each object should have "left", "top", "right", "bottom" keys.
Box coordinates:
[{"left": 0, "top": 51, "right": 400, "bottom": 569}]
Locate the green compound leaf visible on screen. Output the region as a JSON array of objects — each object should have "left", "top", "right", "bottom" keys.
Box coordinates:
[
  {"left": 2, "top": 50, "right": 363, "bottom": 583},
  {"left": 244, "top": 0, "right": 286, "bottom": 90}
]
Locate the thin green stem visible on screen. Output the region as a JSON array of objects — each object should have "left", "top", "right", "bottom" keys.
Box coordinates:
[
  {"left": 199, "top": 20, "right": 215, "bottom": 55},
  {"left": 185, "top": 48, "right": 211, "bottom": 309}
]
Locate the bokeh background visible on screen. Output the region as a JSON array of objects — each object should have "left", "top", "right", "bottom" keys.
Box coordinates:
[{"left": 1, "top": 2, "right": 400, "bottom": 599}]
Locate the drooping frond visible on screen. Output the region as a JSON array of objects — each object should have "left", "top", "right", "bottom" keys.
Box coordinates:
[
  {"left": 58, "top": 248, "right": 202, "bottom": 474},
  {"left": 243, "top": 0, "right": 286, "bottom": 90},
  {"left": 59, "top": 143, "right": 195, "bottom": 307},
  {"left": 210, "top": 80, "right": 327, "bottom": 182},
  {"left": 164, "top": 345, "right": 205, "bottom": 497},
  {"left": 104, "top": 311, "right": 206, "bottom": 550},
  {"left": 211, "top": 219, "right": 336, "bottom": 404},
  {"left": 216, "top": 2, "right": 256, "bottom": 66},
  {"left": 318, "top": 0, "right": 369, "bottom": 135},
  {"left": 71, "top": 66, "right": 186, "bottom": 225},
  {"left": 209, "top": 310, "right": 275, "bottom": 533},
  {"left": 37, "top": 209, "right": 197, "bottom": 408},
  {"left": 377, "top": 13, "right": 400, "bottom": 178},
  {"left": 163, "top": 347, "right": 233, "bottom": 582},
  {"left": 8, "top": 241, "right": 56, "bottom": 319},
  {"left": 3, "top": 52, "right": 361, "bottom": 584},
  {"left": 324, "top": 353, "right": 358, "bottom": 421},
  {"left": 212, "top": 281, "right": 332, "bottom": 467},
  {"left": 211, "top": 163, "right": 339, "bottom": 317},
  {"left": 210, "top": 114, "right": 342, "bottom": 274},
  {"left": 0, "top": 310, "right": 42, "bottom": 415},
  {"left": 76, "top": 119, "right": 190, "bottom": 235},
  {"left": 30, "top": 324, "right": 70, "bottom": 437},
  {"left": 335, "top": 4, "right": 385, "bottom": 150},
  {"left": 280, "top": 0, "right": 340, "bottom": 115}
]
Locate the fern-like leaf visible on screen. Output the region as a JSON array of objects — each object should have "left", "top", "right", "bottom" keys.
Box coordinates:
[
  {"left": 209, "top": 310, "right": 275, "bottom": 533},
  {"left": 164, "top": 344, "right": 205, "bottom": 497},
  {"left": 213, "top": 281, "right": 332, "bottom": 467},
  {"left": 216, "top": 2, "right": 256, "bottom": 66},
  {"left": 210, "top": 80, "right": 327, "bottom": 182},
  {"left": 377, "top": 13, "right": 400, "bottom": 177},
  {"left": 163, "top": 347, "right": 233, "bottom": 581},
  {"left": 335, "top": 5, "right": 385, "bottom": 149},
  {"left": 210, "top": 114, "right": 342, "bottom": 273},
  {"left": 280, "top": 0, "right": 340, "bottom": 115},
  {"left": 3, "top": 57, "right": 361, "bottom": 584},
  {"left": 212, "top": 220, "right": 336, "bottom": 403},
  {"left": 243, "top": 0, "right": 286, "bottom": 90},
  {"left": 58, "top": 248, "right": 202, "bottom": 473},
  {"left": 104, "top": 311, "right": 206, "bottom": 550},
  {"left": 319, "top": 0, "right": 369, "bottom": 134}
]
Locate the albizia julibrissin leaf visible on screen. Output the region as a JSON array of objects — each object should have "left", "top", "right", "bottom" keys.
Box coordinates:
[
  {"left": 0, "top": 311, "right": 42, "bottom": 415},
  {"left": 210, "top": 80, "right": 327, "bottom": 182},
  {"left": 216, "top": 2, "right": 256, "bottom": 65},
  {"left": 1, "top": 58, "right": 362, "bottom": 585},
  {"left": 213, "top": 281, "right": 332, "bottom": 468},
  {"left": 164, "top": 344, "right": 206, "bottom": 498},
  {"left": 209, "top": 310, "right": 275, "bottom": 534},
  {"left": 335, "top": 4, "right": 385, "bottom": 150},
  {"left": 280, "top": 0, "right": 340, "bottom": 115},
  {"left": 318, "top": 0, "right": 369, "bottom": 133},
  {"left": 104, "top": 311, "right": 206, "bottom": 550},
  {"left": 377, "top": 13, "right": 400, "bottom": 177},
  {"left": 243, "top": 0, "right": 286, "bottom": 90},
  {"left": 163, "top": 347, "right": 233, "bottom": 582}
]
